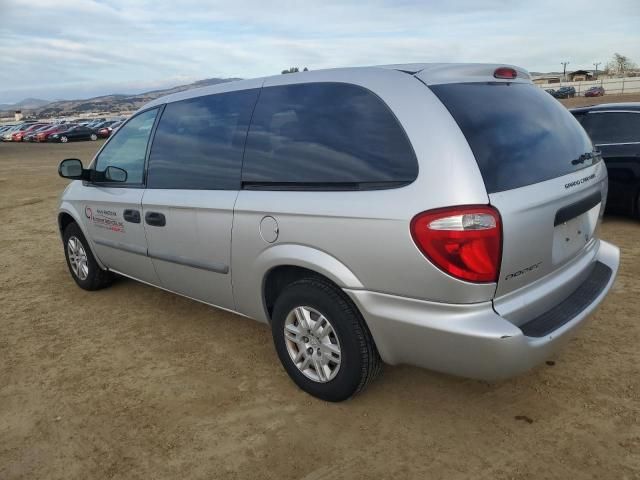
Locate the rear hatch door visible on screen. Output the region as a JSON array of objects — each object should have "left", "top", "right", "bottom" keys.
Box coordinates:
[{"left": 428, "top": 80, "right": 606, "bottom": 300}]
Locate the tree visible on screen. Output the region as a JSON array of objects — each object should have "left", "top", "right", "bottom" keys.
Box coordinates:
[
  {"left": 281, "top": 67, "right": 309, "bottom": 74},
  {"left": 606, "top": 53, "right": 637, "bottom": 77}
]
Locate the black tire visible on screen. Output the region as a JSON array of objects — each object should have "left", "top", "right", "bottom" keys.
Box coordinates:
[
  {"left": 271, "top": 277, "right": 381, "bottom": 402},
  {"left": 62, "top": 222, "right": 113, "bottom": 290}
]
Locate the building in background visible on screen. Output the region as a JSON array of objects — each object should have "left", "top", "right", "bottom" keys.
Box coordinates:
[
  {"left": 568, "top": 70, "right": 594, "bottom": 82},
  {"left": 532, "top": 76, "right": 561, "bottom": 85},
  {"left": 14, "top": 110, "right": 23, "bottom": 121}
]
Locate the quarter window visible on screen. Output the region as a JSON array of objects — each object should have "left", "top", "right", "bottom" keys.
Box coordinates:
[
  {"left": 94, "top": 108, "right": 159, "bottom": 184},
  {"left": 242, "top": 82, "right": 418, "bottom": 189},
  {"left": 147, "top": 89, "right": 259, "bottom": 190},
  {"left": 583, "top": 112, "right": 640, "bottom": 145}
]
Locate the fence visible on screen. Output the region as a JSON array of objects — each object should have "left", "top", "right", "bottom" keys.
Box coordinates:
[{"left": 535, "top": 76, "right": 640, "bottom": 96}]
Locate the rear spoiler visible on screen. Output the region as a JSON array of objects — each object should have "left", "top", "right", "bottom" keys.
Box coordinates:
[{"left": 414, "top": 63, "right": 532, "bottom": 86}]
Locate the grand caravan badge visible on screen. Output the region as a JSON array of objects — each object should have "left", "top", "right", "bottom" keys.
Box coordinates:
[{"left": 565, "top": 173, "right": 596, "bottom": 189}]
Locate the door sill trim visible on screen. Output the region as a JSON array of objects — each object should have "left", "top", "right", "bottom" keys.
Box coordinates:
[
  {"left": 94, "top": 239, "right": 229, "bottom": 274},
  {"left": 148, "top": 250, "right": 229, "bottom": 274},
  {"left": 94, "top": 238, "right": 147, "bottom": 256},
  {"left": 108, "top": 268, "right": 252, "bottom": 320}
]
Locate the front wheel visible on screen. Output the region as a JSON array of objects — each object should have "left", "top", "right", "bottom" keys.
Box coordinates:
[
  {"left": 90, "top": 133, "right": 97, "bottom": 141},
  {"left": 60, "top": 135, "right": 68, "bottom": 143},
  {"left": 63, "top": 222, "right": 113, "bottom": 290},
  {"left": 271, "top": 277, "right": 381, "bottom": 401}
]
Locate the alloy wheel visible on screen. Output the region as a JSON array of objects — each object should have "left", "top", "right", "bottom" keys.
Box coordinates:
[
  {"left": 67, "top": 236, "right": 89, "bottom": 280},
  {"left": 283, "top": 306, "right": 342, "bottom": 383}
]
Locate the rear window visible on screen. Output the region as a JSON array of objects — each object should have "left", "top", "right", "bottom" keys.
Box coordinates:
[
  {"left": 242, "top": 82, "right": 417, "bottom": 189},
  {"left": 430, "top": 83, "right": 595, "bottom": 193}
]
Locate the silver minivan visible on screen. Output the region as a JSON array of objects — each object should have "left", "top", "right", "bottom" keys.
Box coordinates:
[{"left": 58, "top": 63, "right": 619, "bottom": 401}]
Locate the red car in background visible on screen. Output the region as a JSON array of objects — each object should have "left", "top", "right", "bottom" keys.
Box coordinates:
[
  {"left": 97, "top": 121, "right": 122, "bottom": 138},
  {"left": 585, "top": 86, "right": 605, "bottom": 97},
  {"left": 36, "top": 124, "right": 68, "bottom": 142},
  {"left": 11, "top": 123, "right": 48, "bottom": 142}
]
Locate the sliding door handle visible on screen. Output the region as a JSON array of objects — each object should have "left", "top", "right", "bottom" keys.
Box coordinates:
[{"left": 145, "top": 211, "right": 166, "bottom": 227}]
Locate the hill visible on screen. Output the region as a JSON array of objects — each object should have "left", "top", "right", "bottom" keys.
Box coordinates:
[
  {"left": 2, "top": 77, "right": 241, "bottom": 117},
  {"left": 0, "top": 98, "right": 51, "bottom": 111}
]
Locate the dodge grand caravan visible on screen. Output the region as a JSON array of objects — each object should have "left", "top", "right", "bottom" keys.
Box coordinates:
[{"left": 57, "top": 64, "right": 619, "bottom": 401}]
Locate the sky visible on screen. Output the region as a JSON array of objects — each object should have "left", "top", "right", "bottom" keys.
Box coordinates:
[{"left": 1, "top": 0, "right": 639, "bottom": 104}]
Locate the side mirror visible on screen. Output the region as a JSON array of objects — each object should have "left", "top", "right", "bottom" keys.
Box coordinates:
[
  {"left": 58, "top": 158, "right": 86, "bottom": 180},
  {"left": 104, "top": 166, "right": 128, "bottom": 182}
]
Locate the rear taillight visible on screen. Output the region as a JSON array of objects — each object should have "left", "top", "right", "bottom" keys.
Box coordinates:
[{"left": 410, "top": 206, "right": 502, "bottom": 283}]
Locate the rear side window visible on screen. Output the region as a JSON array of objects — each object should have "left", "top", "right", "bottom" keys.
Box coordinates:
[
  {"left": 147, "top": 89, "right": 259, "bottom": 190},
  {"left": 431, "top": 83, "right": 595, "bottom": 193},
  {"left": 242, "top": 82, "right": 417, "bottom": 189},
  {"left": 582, "top": 112, "right": 640, "bottom": 145}
]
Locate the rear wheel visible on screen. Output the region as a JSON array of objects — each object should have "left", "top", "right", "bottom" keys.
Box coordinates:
[
  {"left": 90, "top": 133, "right": 97, "bottom": 141},
  {"left": 271, "top": 277, "right": 381, "bottom": 401},
  {"left": 63, "top": 222, "right": 113, "bottom": 290}
]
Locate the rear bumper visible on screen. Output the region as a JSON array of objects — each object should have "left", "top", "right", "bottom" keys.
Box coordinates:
[{"left": 345, "top": 240, "right": 619, "bottom": 380}]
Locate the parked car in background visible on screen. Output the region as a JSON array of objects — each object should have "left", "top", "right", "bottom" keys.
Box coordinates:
[
  {"left": 572, "top": 103, "right": 640, "bottom": 218},
  {"left": 10, "top": 126, "right": 28, "bottom": 142},
  {"left": 80, "top": 118, "right": 106, "bottom": 129},
  {"left": 1, "top": 125, "right": 18, "bottom": 141},
  {"left": 12, "top": 123, "right": 48, "bottom": 142},
  {"left": 92, "top": 120, "right": 117, "bottom": 131},
  {"left": 97, "top": 121, "right": 122, "bottom": 138},
  {"left": 0, "top": 124, "right": 17, "bottom": 136},
  {"left": 56, "top": 63, "right": 619, "bottom": 401},
  {"left": 48, "top": 125, "right": 98, "bottom": 143},
  {"left": 2, "top": 123, "right": 35, "bottom": 141},
  {"left": 545, "top": 88, "right": 556, "bottom": 95},
  {"left": 24, "top": 124, "right": 54, "bottom": 142},
  {"left": 585, "top": 86, "right": 605, "bottom": 97},
  {"left": 36, "top": 125, "right": 67, "bottom": 142},
  {"left": 553, "top": 86, "right": 576, "bottom": 98}
]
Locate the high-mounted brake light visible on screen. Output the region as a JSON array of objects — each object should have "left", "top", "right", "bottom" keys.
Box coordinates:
[
  {"left": 493, "top": 67, "right": 517, "bottom": 80},
  {"left": 410, "top": 206, "right": 502, "bottom": 283}
]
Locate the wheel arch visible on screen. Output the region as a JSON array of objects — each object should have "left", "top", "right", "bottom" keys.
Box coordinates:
[
  {"left": 58, "top": 211, "right": 76, "bottom": 236},
  {"left": 254, "top": 244, "right": 364, "bottom": 323},
  {"left": 57, "top": 206, "right": 107, "bottom": 270}
]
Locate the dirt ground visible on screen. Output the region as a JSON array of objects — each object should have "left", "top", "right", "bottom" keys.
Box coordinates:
[{"left": 1, "top": 127, "right": 639, "bottom": 480}]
